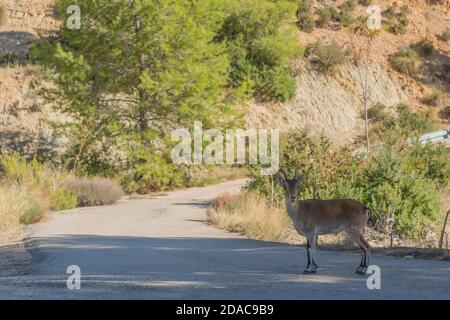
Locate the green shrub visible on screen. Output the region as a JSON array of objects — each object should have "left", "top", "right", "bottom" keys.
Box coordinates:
[
  {"left": 255, "top": 66, "right": 296, "bottom": 102},
  {"left": 217, "top": 0, "right": 302, "bottom": 102},
  {"left": 317, "top": 5, "right": 339, "bottom": 28},
  {"left": 296, "top": 0, "right": 315, "bottom": 32},
  {"left": 65, "top": 177, "right": 123, "bottom": 206},
  {"left": 247, "top": 131, "right": 449, "bottom": 240},
  {"left": 412, "top": 38, "right": 435, "bottom": 56},
  {"left": 358, "top": 0, "right": 372, "bottom": 6},
  {"left": 438, "top": 30, "right": 450, "bottom": 42},
  {"left": 338, "top": 10, "right": 355, "bottom": 27},
  {"left": 421, "top": 87, "right": 443, "bottom": 106},
  {"left": 366, "top": 103, "right": 388, "bottom": 122},
  {"left": 50, "top": 188, "right": 78, "bottom": 211},
  {"left": 308, "top": 41, "right": 346, "bottom": 73},
  {"left": 383, "top": 6, "right": 396, "bottom": 20},
  {"left": 390, "top": 48, "right": 423, "bottom": 76},
  {"left": 338, "top": 0, "right": 356, "bottom": 13},
  {"left": 19, "top": 201, "right": 43, "bottom": 225},
  {"left": 0, "top": 153, "right": 78, "bottom": 211},
  {"left": 440, "top": 106, "right": 450, "bottom": 121}
]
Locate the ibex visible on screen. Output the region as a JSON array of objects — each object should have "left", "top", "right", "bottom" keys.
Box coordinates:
[{"left": 276, "top": 169, "right": 372, "bottom": 275}]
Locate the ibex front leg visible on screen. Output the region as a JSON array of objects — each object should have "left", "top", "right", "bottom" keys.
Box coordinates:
[{"left": 304, "top": 234, "right": 318, "bottom": 274}]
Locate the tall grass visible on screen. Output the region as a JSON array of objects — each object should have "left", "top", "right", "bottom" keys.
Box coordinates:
[
  {"left": 208, "top": 193, "right": 292, "bottom": 242},
  {"left": 0, "top": 185, "right": 45, "bottom": 244},
  {"left": 0, "top": 153, "right": 78, "bottom": 211}
]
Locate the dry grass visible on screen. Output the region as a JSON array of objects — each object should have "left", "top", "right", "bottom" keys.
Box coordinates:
[
  {"left": 208, "top": 192, "right": 293, "bottom": 242},
  {"left": 0, "top": 184, "right": 45, "bottom": 245},
  {"left": 208, "top": 192, "right": 354, "bottom": 246},
  {"left": 64, "top": 177, "right": 124, "bottom": 207}
]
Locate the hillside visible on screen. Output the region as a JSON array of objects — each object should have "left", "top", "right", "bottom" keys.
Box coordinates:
[{"left": 0, "top": 0, "right": 449, "bottom": 155}]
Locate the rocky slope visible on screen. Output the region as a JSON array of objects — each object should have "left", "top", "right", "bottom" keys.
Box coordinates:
[{"left": 0, "top": 0, "right": 449, "bottom": 155}]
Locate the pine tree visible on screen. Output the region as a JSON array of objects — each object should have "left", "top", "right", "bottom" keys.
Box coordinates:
[{"left": 32, "top": 0, "right": 238, "bottom": 175}]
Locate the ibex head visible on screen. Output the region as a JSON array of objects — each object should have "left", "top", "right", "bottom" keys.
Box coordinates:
[{"left": 276, "top": 169, "right": 304, "bottom": 203}]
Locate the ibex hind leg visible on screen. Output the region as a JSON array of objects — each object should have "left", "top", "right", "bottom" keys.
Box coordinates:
[
  {"left": 349, "top": 231, "right": 371, "bottom": 275},
  {"left": 356, "top": 236, "right": 371, "bottom": 275}
]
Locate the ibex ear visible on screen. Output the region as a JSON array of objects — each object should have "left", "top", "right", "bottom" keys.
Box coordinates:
[{"left": 276, "top": 169, "right": 286, "bottom": 188}]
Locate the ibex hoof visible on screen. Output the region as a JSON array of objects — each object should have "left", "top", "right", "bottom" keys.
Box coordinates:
[
  {"left": 355, "top": 267, "right": 367, "bottom": 275},
  {"left": 303, "top": 269, "right": 317, "bottom": 274}
]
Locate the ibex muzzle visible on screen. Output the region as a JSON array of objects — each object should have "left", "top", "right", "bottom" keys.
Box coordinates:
[{"left": 276, "top": 169, "right": 372, "bottom": 275}]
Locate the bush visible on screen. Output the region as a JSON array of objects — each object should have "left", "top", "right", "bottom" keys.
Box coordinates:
[
  {"left": 217, "top": 0, "right": 302, "bottom": 102},
  {"left": 0, "top": 185, "right": 46, "bottom": 244},
  {"left": 438, "top": 30, "right": 450, "bottom": 42},
  {"left": 19, "top": 201, "right": 43, "bottom": 225},
  {"left": 296, "top": 0, "right": 315, "bottom": 32},
  {"left": 358, "top": 0, "right": 372, "bottom": 6},
  {"left": 247, "top": 130, "right": 449, "bottom": 240},
  {"left": 412, "top": 38, "right": 435, "bottom": 57},
  {"left": 366, "top": 103, "right": 388, "bottom": 122},
  {"left": 65, "top": 177, "right": 123, "bottom": 207},
  {"left": 308, "top": 41, "right": 346, "bottom": 73},
  {"left": 373, "top": 104, "right": 436, "bottom": 143},
  {"left": 0, "top": 1, "right": 8, "bottom": 27},
  {"left": 440, "top": 106, "right": 450, "bottom": 121},
  {"left": 49, "top": 188, "right": 78, "bottom": 211},
  {"left": 338, "top": 0, "right": 356, "bottom": 13},
  {"left": 317, "top": 6, "right": 339, "bottom": 28},
  {"left": 421, "top": 87, "right": 443, "bottom": 106},
  {"left": 255, "top": 66, "right": 296, "bottom": 102},
  {"left": 390, "top": 48, "right": 423, "bottom": 76},
  {"left": 0, "top": 153, "right": 78, "bottom": 211}
]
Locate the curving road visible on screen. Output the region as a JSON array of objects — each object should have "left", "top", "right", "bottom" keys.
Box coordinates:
[{"left": 0, "top": 179, "right": 449, "bottom": 299}]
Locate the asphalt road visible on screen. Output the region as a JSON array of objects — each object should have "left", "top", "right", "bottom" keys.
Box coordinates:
[{"left": 0, "top": 179, "right": 449, "bottom": 299}]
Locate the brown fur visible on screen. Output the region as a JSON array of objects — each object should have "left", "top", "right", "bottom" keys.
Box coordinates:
[{"left": 276, "top": 169, "right": 371, "bottom": 275}]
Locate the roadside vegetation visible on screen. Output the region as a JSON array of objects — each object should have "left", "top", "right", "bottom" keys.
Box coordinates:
[
  {"left": 0, "top": 153, "right": 123, "bottom": 244},
  {"left": 209, "top": 107, "right": 450, "bottom": 246}
]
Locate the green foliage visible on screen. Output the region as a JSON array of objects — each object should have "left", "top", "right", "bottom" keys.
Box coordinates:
[
  {"left": 383, "top": 5, "right": 409, "bottom": 35},
  {"left": 358, "top": 0, "right": 372, "bottom": 6},
  {"left": 217, "top": 0, "right": 302, "bottom": 102},
  {"left": 49, "top": 188, "right": 78, "bottom": 211},
  {"left": 255, "top": 66, "right": 296, "bottom": 102},
  {"left": 421, "top": 87, "right": 443, "bottom": 106},
  {"left": 366, "top": 103, "right": 388, "bottom": 122},
  {"left": 317, "top": 5, "right": 339, "bottom": 28},
  {"left": 412, "top": 38, "right": 435, "bottom": 57},
  {"left": 439, "top": 106, "right": 450, "bottom": 121},
  {"left": 19, "top": 201, "right": 43, "bottom": 225},
  {"left": 438, "top": 30, "right": 450, "bottom": 42},
  {"left": 307, "top": 41, "right": 346, "bottom": 73},
  {"left": 247, "top": 131, "right": 449, "bottom": 239},
  {"left": 32, "top": 0, "right": 242, "bottom": 177},
  {"left": 296, "top": 0, "right": 315, "bottom": 32},
  {"left": 0, "top": 152, "right": 78, "bottom": 211},
  {"left": 390, "top": 48, "right": 423, "bottom": 76},
  {"left": 338, "top": 0, "right": 356, "bottom": 13},
  {"left": 372, "top": 104, "right": 436, "bottom": 143}
]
